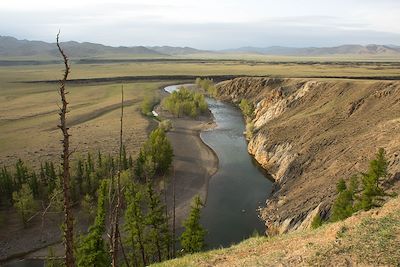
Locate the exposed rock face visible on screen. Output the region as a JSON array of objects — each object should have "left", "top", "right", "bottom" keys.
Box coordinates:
[{"left": 216, "top": 77, "right": 400, "bottom": 235}]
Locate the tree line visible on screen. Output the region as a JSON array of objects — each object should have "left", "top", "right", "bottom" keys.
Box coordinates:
[{"left": 0, "top": 150, "right": 132, "bottom": 226}]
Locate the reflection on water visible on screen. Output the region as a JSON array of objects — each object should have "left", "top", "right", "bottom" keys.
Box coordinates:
[
  {"left": 200, "top": 97, "right": 273, "bottom": 249},
  {"left": 165, "top": 85, "right": 273, "bottom": 249}
]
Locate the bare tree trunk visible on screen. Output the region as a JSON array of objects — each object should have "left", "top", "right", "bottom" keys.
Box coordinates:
[
  {"left": 172, "top": 168, "right": 176, "bottom": 258},
  {"left": 56, "top": 32, "right": 75, "bottom": 267},
  {"left": 118, "top": 227, "right": 130, "bottom": 267},
  {"left": 112, "top": 85, "right": 124, "bottom": 266},
  {"left": 163, "top": 175, "right": 171, "bottom": 259}
]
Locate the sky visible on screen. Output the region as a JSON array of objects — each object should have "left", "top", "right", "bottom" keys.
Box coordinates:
[{"left": 1, "top": 0, "right": 400, "bottom": 49}]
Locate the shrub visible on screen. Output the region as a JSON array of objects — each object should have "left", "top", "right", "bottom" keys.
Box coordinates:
[
  {"left": 239, "top": 99, "right": 254, "bottom": 119},
  {"left": 195, "top": 78, "right": 217, "bottom": 96},
  {"left": 311, "top": 213, "right": 323, "bottom": 229},
  {"left": 141, "top": 95, "right": 159, "bottom": 115},
  {"left": 163, "top": 87, "right": 208, "bottom": 118},
  {"left": 12, "top": 184, "right": 37, "bottom": 227}
]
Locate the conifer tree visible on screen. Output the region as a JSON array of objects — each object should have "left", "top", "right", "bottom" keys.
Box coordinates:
[
  {"left": 180, "top": 195, "right": 206, "bottom": 254},
  {"left": 29, "top": 171, "right": 39, "bottom": 198},
  {"left": 124, "top": 184, "right": 147, "bottom": 266},
  {"left": 97, "top": 151, "right": 103, "bottom": 169},
  {"left": 330, "top": 178, "right": 355, "bottom": 222},
  {"left": 360, "top": 148, "right": 388, "bottom": 210},
  {"left": 0, "top": 166, "right": 13, "bottom": 206},
  {"left": 76, "top": 180, "right": 110, "bottom": 267},
  {"left": 13, "top": 183, "right": 36, "bottom": 227},
  {"left": 145, "top": 181, "right": 170, "bottom": 262},
  {"left": 15, "top": 159, "right": 28, "bottom": 189}
]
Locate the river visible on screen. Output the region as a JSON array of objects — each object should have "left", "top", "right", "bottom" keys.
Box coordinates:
[{"left": 165, "top": 84, "right": 273, "bottom": 249}]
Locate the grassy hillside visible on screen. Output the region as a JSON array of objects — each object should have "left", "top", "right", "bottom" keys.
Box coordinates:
[{"left": 154, "top": 196, "right": 400, "bottom": 266}]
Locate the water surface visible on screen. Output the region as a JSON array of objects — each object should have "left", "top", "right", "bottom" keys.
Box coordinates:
[{"left": 165, "top": 85, "right": 273, "bottom": 249}]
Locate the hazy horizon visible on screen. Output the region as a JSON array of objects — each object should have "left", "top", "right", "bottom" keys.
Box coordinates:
[
  {"left": 1, "top": 0, "right": 400, "bottom": 49},
  {"left": 2, "top": 34, "right": 400, "bottom": 51}
]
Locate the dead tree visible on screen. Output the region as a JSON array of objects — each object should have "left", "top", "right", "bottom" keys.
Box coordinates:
[
  {"left": 172, "top": 168, "right": 176, "bottom": 258},
  {"left": 111, "top": 85, "right": 124, "bottom": 266},
  {"left": 56, "top": 32, "right": 75, "bottom": 267}
]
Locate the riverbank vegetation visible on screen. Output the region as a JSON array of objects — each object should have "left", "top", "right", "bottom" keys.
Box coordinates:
[
  {"left": 195, "top": 77, "right": 217, "bottom": 96},
  {"left": 163, "top": 87, "right": 208, "bottom": 118},
  {"left": 141, "top": 95, "right": 160, "bottom": 116},
  {"left": 239, "top": 99, "right": 255, "bottom": 139}
]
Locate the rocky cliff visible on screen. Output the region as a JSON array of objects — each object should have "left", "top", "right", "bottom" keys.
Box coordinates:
[{"left": 216, "top": 77, "right": 400, "bottom": 234}]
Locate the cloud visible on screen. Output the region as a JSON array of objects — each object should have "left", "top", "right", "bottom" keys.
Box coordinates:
[{"left": 0, "top": 0, "right": 399, "bottom": 48}]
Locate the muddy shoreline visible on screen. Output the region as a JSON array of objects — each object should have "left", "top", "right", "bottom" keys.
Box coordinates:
[{"left": 156, "top": 90, "right": 219, "bottom": 228}]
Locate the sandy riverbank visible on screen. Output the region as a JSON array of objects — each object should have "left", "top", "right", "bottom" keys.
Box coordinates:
[
  {"left": 163, "top": 114, "right": 218, "bottom": 227},
  {"left": 156, "top": 84, "right": 219, "bottom": 228}
]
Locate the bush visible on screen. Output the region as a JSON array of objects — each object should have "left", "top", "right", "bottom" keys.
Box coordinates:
[
  {"left": 245, "top": 122, "right": 255, "bottom": 139},
  {"left": 141, "top": 96, "right": 159, "bottom": 115},
  {"left": 13, "top": 184, "right": 37, "bottom": 227},
  {"left": 163, "top": 87, "right": 208, "bottom": 118},
  {"left": 311, "top": 213, "right": 323, "bottom": 229},
  {"left": 195, "top": 78, "right": 217, "bottom": 96},
  {"left": 239, "top": 99, "right": 254, "bottom": 119},
  {"left": 134, "top": 128, "right": 173, "bottom": 180},
  {"left": 159, "top": 119, "right": 172, "bottom": 132}
]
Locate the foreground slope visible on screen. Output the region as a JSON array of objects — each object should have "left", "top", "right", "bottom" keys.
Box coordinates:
[
  {"left": 155, "top": 196, "right": 400, "bottom": 266},
  {"left": 216, "top": 78, "right": 400, "bottom": 234}
]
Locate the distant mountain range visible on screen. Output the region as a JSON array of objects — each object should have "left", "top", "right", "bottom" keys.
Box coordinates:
[
  {"left": 224, "top": 44, "right": 400, "bottom": 56},
  {"left": 0, "top": 36, "right": 208, "bottom": 59},
  {"left": 1, "top": 35, "right": 400, "bottom": 59}
]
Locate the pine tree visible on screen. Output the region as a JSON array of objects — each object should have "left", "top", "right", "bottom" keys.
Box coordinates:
[
  {"left": 75, "top": 159, "right": 84, "bottom": 195},
  {"left": 12, "top": 183, "right": 36, "bottom": 227},
  {"left": 97, "top": 151, "right": 103, "bottom": 169},
  {"left": 128, "top": 155, "right": 133, "bottom": 169},
  {"left": 180, "top": 195, "right": 206, "bottom": 254},
  {"left": 15, "top": 159, "right": 28, "bottom": 189},
  {"left": 0, "top": 166, "right": 14, "bottom": 206},
  {"left": 360, "top": 148, "right": 388, "bottom": 210},
  {"left": 330, "top": 179, "right": 355, "bottom": 222},
  {"left": 134, "top": 150, "right": 145, "bottom": 181},
  {"left": 124, "top": 183, "right": 147, "bottom": 266},
  {"left": 29, "top": 171, "right": 39, "bottom": 198},
  {"left": 145, "top": 181, "right": 170, "bottom": 262},
  {"left": 139, "top": 128, "right": 173, "bottom": 178},
  {"left": 76, "top": 180, "right": 110, "bottom": 267}
]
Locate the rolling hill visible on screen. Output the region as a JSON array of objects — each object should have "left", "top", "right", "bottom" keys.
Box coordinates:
[
  {"left": 1, "top": 36, "right": 400, "bottom": 60},
  {"left": 223, "top": 44, "right": 400, "bottom": 56}
]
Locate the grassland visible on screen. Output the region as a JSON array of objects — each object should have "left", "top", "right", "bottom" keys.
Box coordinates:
[
  {"left": 1, "top": 57, "right": 400, "bottom": 167},
  {"left": 0, "top": 72, "right": 168, "bottom": 167}
]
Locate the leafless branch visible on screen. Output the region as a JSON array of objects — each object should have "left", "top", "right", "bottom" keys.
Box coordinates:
[{"left": 56, "top": 31, "right": 76, "bottom": 267}]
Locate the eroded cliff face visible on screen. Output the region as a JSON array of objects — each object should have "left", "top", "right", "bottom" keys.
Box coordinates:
[{"left": 216, "top": 77, "right": 400, "bottom": 235}]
